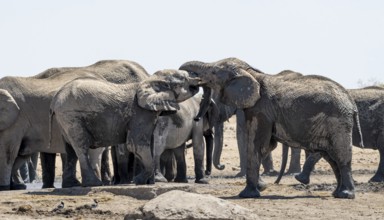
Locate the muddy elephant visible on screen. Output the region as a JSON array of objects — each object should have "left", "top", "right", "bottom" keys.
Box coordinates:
[
  {"left": 180, "top": 57, "right": 363, "bottom": 199},
  {"left": 152, "top": 96, "right": 218, "bottom": 184},
  {"left": 0, "top": 60, "right": 149, "bottom": 190},
  {"left": 50, "top": 69, "right": 201, "bottom": 186},
  {"left": 290, "top": 86, "right": 384, "bottom": 184},
  {"left": 212, "top": 70, "right": 305, "bottom": 177}
]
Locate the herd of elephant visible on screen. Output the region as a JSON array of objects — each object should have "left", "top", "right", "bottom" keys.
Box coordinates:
[{"left": 1, "top": 57, "right": 383, "bottom": 200}]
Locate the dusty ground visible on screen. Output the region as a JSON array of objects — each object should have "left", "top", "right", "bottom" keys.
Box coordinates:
[{"left": 1, "top": 117, "right": 383, "bottom": 219}]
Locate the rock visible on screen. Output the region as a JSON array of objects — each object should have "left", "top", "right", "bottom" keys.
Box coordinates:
[{"left": 126, "top": 190, "right": 260, "bottom": 220}]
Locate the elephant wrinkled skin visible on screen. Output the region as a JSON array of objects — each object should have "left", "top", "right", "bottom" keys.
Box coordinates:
[
  {"left": 0, "top": 60, "right": 149, "bottom": 190},
  {"left": 180, "top": 57, "right": 363, "bottom": 199},
  {"left": 50, "top": 69, "right": 200, "bottom": 186}
]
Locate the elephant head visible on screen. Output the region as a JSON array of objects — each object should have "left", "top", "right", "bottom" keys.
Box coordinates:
[
  {"left": 137, "top": 69, "right": 201, "bottom": 113},
  {"left": 0, "top": 89, "right": 20, "bottom": 131},
  {"left": 179, "top": 58, "right": 262, "bottom": 120}
]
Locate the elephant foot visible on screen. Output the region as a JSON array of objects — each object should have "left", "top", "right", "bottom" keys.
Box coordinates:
[
  {"left": 62, "top": 178, "right": 82, "bottom": 188},
  {"left": 0, "top": 185, "right": 11, "bottom": 191},
  {"left": 257, "top": 179, "right": 268, "bottom": 192},
  {"left": 174, "top": 178, "right": 189, "bottom": 183},
  {"left": 82, "top": 178, "right": 103, "bottom": 187},
  {"left": 195, "top": 178, "right": 209, "bottom": 184},
  {"left": 134, "top": 174, "right": 151, "bottom": 185},
  {"left": 214, "top": 164, "right": 225, "bottom": 170},
  {"left": 11, "top": 183, "right": 27, "bottom": 190},
  {"left": 333, "top": 190, "right": 355, "bottom": 199},
  {"left": 155, "top": 173, "right": 168, "bottom": 183},
  {"left": 102, "top": 176, "right": 112, "bottom": 185},
  {"left": 285, "top": 169, "right": 301, "bottom": 175},
  {"left": 239, "top": 185, "right": 261, "bottom": 198},
  {"left": 235, "top": 171, "right": 246, "bottom": 178},
  {"left": 42, "top": 184, "right": 55, "bottom": 189},
  {"left": 262, "top": 169, "right": 279, "bottom": 176},
  {"left": 368, "top": 175, "right": 384, "bottom": 183},
  {"left": 294, "top": 173, "right": 310, "bottom": 185}
]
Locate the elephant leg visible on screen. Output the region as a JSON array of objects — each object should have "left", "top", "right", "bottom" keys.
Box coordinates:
[
  {"left": 28, "top": 152, "right": 38, "bottom": 182},
  {"left": 74, "top": 145, "right": 103, "bottom": 187},
  {"left": 369, "top": 137, "right": 384, "bottom": 182},
  {"left": 114, "top": 144, "right": 133, "bottom": 184},
  {"left": 62, "top": 143, "right": 81, "bottom": 188},
  {"left": 320, "top": 152, "right": 342, "bottom": 196},
  {"left": 111, "top": 145, "right": 120, "bottom": 184},
  {"left": 295, "top": 152, "right": 322, "bottom": 184},
  {"left": 286, "top": 148, "right": 302, "bottom": 174},
  {"left": 193, "top": 121, "right": 208, "bottom": 184},
  {"left": 154, "top": 149, "right": 168, "bottom": 183},
  {"left": 100, "top": 147, "right": 112, "bottom": 185},
  {"left": 160, "top": 150, "right": 176, "bottom": 182},
  {"left": 19, "top": 162, "right": 30, "bottom": 183},
  {"left": 11, "top": 156, "right": 28, "bottom": 190},
  {"left": 132, "top": 144, "right": 155, "bottom": 185},
  {"left": 174, "top": 144, "right": 188, "bottom": 183},
  {"left": 236, "top": 109, "right": 247, "bottom": 177},
  {"left": 239, "top": 114, "right": 271, "bottom": 198},
  {"left": 204, "top": 129, "right": 213, "bottom": 176},
  {"left": 40, "top": 152, "right": 56, "bottom": 188},
  {"left": 12, "top": 169, "right": 24, "bottom": 185},
  {"left": 261, "top": 153, "right": 278, "bottom": 176},
  {"left": 88, "top": 148, "right": 104, "bottom": 182},
  {"left": 323, "top": 145, "right": 355, "bottom": 199}
]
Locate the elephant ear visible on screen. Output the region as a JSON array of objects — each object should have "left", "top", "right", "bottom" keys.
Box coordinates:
[
  {"left": 0, "top": 89, "right": 20, "bottom": 130},
  {"left": 137, "top": 80, "right": 180, "bottom": 112},
  {"left": 221, "top": 69, "right": 260, "bottom": 109}
]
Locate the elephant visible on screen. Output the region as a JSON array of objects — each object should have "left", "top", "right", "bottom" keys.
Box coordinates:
[
  {"left": 180, "top": 57, "right": 363, "bottom": 199},
  {"left": 212, "top": 70, "right": 305, "bottom": 178},
  {"left": 291, "top": 86, "right": 384, "bottom": 184},
  {"left": 50, "top": 69, "right": 201, "bottom": 186},
  {"left": 36, "top": 60, "right": 149, "bottom": 188},
  {"left": 0, "top": 60, "right": 149, "bottom": 190},
  {"left": 152, "top": 95, "right": 218, "bottom": 184}
]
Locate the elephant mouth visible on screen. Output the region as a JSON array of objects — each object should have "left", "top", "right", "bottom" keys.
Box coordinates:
[{"left": 189, "top": 85, "right": 199, "bottom": 94}]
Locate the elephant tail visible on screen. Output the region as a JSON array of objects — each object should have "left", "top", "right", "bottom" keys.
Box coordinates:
[
  {"left": 354, "top": 110, "right": 364, "bottom": 148},
  {"left": 275, "top": 144, "right": 289, "bottom": 184},
  {"left": 48, "top": 109, "right": 55, "bottom": 149}
]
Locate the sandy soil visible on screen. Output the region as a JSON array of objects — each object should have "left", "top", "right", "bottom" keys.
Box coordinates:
[{"left": 0, "top": 117, "right": 383, "bottom": 219}]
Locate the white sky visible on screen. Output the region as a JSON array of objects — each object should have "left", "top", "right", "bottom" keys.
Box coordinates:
[{"left": 1, "top": 0, "right": 383, "bottom": 88}]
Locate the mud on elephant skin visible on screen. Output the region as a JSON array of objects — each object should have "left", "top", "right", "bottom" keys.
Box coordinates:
[
  {"left": 180, "top": 57, "right": 363, "bottom": 199},
  {"left": 211, "top": 69, "right": 305, "bottom": 178},
  {"left": 0, "top": 60, "right": 150, "bottom": 190},
  {"left": 293, "top": 86, "right": 384, "bottom": 185},
  {"left": 50, "top": 69, "right": 201, "bottom": 187},
  {"left": 152, "top": 96, "right": 217, "bottom": 184}
]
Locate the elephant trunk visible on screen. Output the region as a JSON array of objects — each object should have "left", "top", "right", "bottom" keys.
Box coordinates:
[
  {"left": 194, "top": 87, "right": 212, "bottom": 121},
  {"left": 213, "top": 123, "right": 225, "bottom": 170},
  {"left": 275, "top": 144, "right": 289, "bottom": 184}
]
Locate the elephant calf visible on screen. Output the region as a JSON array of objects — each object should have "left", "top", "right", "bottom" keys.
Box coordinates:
[{"left": 152, "top": 96, "right": 217, "bottom": 184}]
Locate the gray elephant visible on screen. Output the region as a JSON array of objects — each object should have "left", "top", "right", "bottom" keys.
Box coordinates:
[
  {"left": 34, "top": 60, "right": 149, "bottom": 188},
  {"left": 292, "top": 86, "right": 384, "bottom": 184},
  {"left": 153, "top": 95, "right": 217, "bottom": 184},
  {"left": 50, "top": 69, "right": 201, "bottom": 186},
  {"left": 0, "top": 60, "right": 149, "bottom": 190},
  {"left": 212, "top": 70, "right": 304, "bottom": 177},
  {"left": 180, "top": 57, "right": 363, "bottom": 199}
]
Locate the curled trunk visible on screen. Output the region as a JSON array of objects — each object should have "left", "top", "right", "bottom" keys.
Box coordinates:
[{"left": 194, "top": 87, "right": 212, "bottom": 121}]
